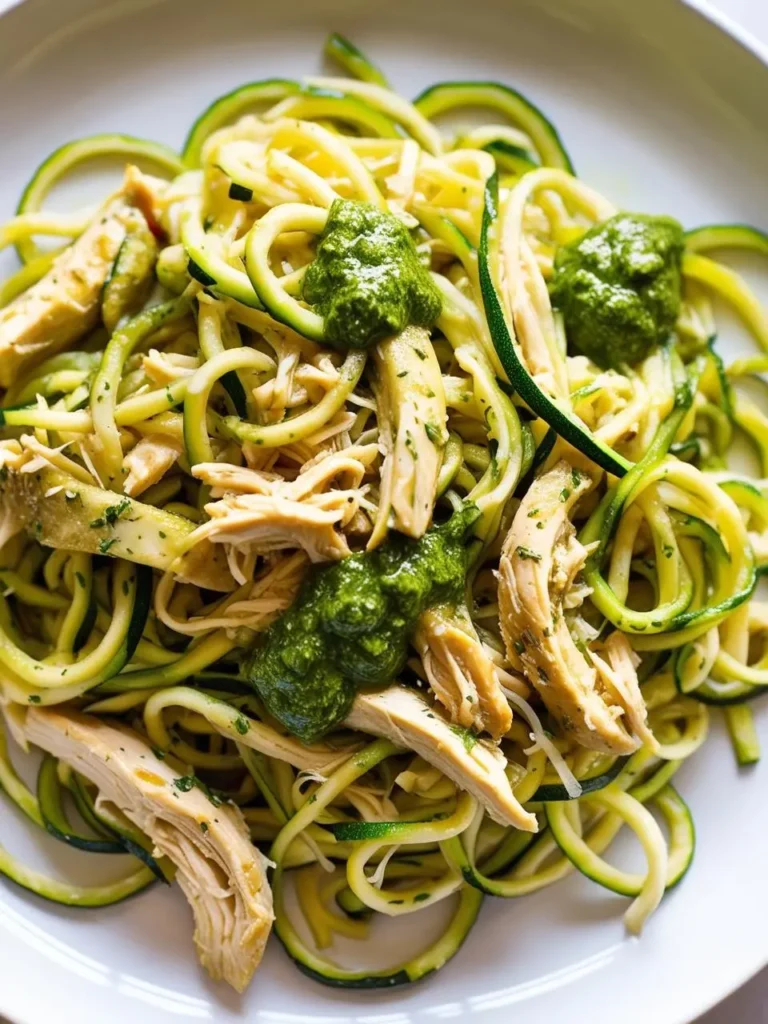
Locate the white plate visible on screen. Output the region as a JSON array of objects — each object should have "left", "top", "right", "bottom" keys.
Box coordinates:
[{"left": 0, "top": 0, "right": 767, "bottom": 1021}]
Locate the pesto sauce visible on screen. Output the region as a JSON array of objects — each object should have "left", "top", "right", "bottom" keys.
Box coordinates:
[
  {"left": 303, "top": 198, "right": 442, "bottom": 349},
  {"left": 550, "top": 212, "right": 684, "bottom": 370},
  {"left": 244, "top": 503, "right": 480, "bottom": 742}
]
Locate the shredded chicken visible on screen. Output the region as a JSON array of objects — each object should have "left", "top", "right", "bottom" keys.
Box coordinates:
[
  {"left": 155, "top": 551, "right": 306, "bottom": 636},
  {"left": 22, "top": 706, "right": 273, "bottom": 992},
  {"left": 0, "top": 439, "right": 234, "bottom": 591},
  {"left": 369, "top": 326, "right": 447, "bottom": 546},
  {"left": 251, "top": 332, "right": 303, "bottom": 423},
  {"left": 0, "top": 189, "right": 137, "bottom": 387},
  {"left": 124, "top": 165, "right": 169, "bottom": 239},
  {"left": 142, "top": 349, "right": 200, "bottom": 384},
  {"left": 591, "top": 632, "right": 658, "bottom": 750},
  {"left": 498, "top": 461, "right": 655, "bottom": 754},
  {"left": 345, "top": 685, "right": 536, "bottom": 831},
  {"left": 123, "top": 435, "right": 182, "bottom": 497},
  {"left": 414, "top": 605, "right": 512, "bottom": 739},
  {"left": 189, "top": 444, "right": 378, "bottom": 563}
]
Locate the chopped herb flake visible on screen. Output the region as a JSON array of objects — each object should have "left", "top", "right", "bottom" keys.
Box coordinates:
[
  {"left": 449, "top": 725, "right": 478, "bottom": 752},
  {"left": 173, "top": 774, "right": 224, "bottom": 806}
]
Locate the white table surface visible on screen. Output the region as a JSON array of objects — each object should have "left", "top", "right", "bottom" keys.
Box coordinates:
[{"left": 0, "top": 0, "right": 764, "bottom": 1021}]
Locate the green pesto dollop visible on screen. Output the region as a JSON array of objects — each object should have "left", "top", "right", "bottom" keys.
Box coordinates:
[
  {"left": 244, "top": 503, "right": 479, "bottom": 743},
  {"left": 302, "top": 197, "right": 442, "bottom": 349},
  {"left": 550, "top": 212, "right": 684, "bottom": 370}
]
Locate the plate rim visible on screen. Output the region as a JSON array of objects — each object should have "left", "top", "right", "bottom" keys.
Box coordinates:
[{"left": 0, "top": 0, "right": 765, "bottom": 1022}]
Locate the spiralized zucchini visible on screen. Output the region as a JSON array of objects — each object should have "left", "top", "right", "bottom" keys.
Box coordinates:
[{"left": 0, "top": 30, "right": 764, "bottom": 993}]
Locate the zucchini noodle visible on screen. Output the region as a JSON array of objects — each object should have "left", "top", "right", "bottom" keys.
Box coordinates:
[{"left": 0, "top": 31, "right": 763, "bottom": 995}]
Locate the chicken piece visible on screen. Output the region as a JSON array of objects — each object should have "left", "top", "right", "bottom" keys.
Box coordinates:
[
  {"left": 123, "top": 435, "right": 182, "bottom": 497},
  {"left": 155, "top": 552, "right": 307, "bottom": 637},
  {"left": 369, "top": 326, "right": 447, "bottom": 547},
  {"left": 101, "top": 210, "right": 159, "bottom": 333},
  {"left": 0, "top": 455, "right": 234, "bottom": 591},
  {"left": 0, "top": 194, "right": 137, "bottom": 387},
  {"left": 414, "top": 605, "right": 512, "bottom": 739},
  {"left": 22, "top": 706, "right": 273, "bottom": 992},
  {"left": 345, "top": 685, "right": 536, "bottom": 831},
  {"left": 509, "top": 238, "right": 570, "bottom": 401},
  {"left": 591, "top": 632, "right": 658, "bottom": 751},
  {"left": 195, "top": 497, "right": 354, "bottom": 562},
  {"left": 141, "top": 687, "right": 360, "bottom": 776},
  {"left": 498, "top": 461, "right": 654, "bottom": 754},
  {"left": 124, "top": 164, "right": 169, "bottom": 241},
  {"left": 190, "top": 445, "right": 377, "bottom": 563},
  {"left": 142, "top": 349, "right": 199, "bottom": 384}
]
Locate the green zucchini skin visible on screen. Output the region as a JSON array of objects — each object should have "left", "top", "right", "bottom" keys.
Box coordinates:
[
  {"left": 100, "top": 563, "right": 153, "bottom": 683},
  {"left": 182, "top": 79, "right": 299, "bottom": 167},
  {"left": 514, "top": 426, "right": 556, "bottom": 497},
  {"left": 478, "top": 174, "right": 631, "bottom": 477},
  {"left": 67, "top": 772, "right": 117, "bottom": 839},
  {"left": 323, "top": 33, "right": 389, "bottom": 88},
  {"left": 187, "top": 258, "right": 217, "bottom": 287},
  {"left": 685, "top": 685, "right": 766, "bottom": 706},
  {"left": 706, "top": 338, "right": 734, "bottom": 419},
  {"left": 325, "top": 819, "right": 423, "bottom": 842},
  {"left": 442, "top": 827, "right": 550, "bottom": 897},
  {"left": 484, "top": 140, "right": 539, "bottom": 177},
  {"left": 685, "top": 223, "right": 768, "bottom": 256},
  {"left": 673, "top": 645, "right": 766, "bottom": 706},
  {"left": 67, "top": 771, "right": 170, "bottom": 883},
  {"left": 181, "top": 222, "right": 264, "bottom": 309},
  {"left": 290, "top": 960, "right": 411, "bottom": 990},
  {"left": 267, "top": 87, "right": 402, "bottom": 138},
  {"left": 414, "top": 81, "right": 574, "bottom": 173},
  {"left": 15, "top": 133, "right": 183, "bottom": 265},
  {"left": 335, "top": 886, "right": 371, "bottom": 919},
  {"left": 72, "top": 585, "right": 97, "bottom": 653},
  {"left": 276, "top": 881, "right": 483, "bottom": 988},
  {"left": 228, "top": 182, "right": 253, "bottom": 203},
  {"left": 532, "top": 756, "right": 630, "bottom": 803},
  {"left": 547, "top": 784, "right": 695, "bottom": 895},
  {"left": 0, "top": 847, "right": 156, "bottom": 908},
  {"left": 220, "top": 371, "right": 248, "bottom": 418},
  {"left": 37, "top": 755, "right": 125, "bottom": 855},
  {"left": 724, "top": 705, "right": 760, "bottom": 766}
]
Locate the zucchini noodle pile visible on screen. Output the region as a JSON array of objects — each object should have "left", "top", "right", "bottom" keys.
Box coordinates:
[{"left": 0, "top": 31, "right": 766, "bottom": 991}]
